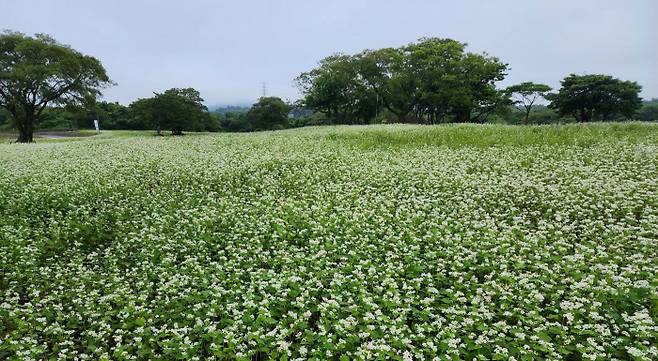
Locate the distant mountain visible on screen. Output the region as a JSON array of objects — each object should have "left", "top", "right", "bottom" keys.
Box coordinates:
[{"left": 211, "top": 105, "right": 250, "bottom": 115}]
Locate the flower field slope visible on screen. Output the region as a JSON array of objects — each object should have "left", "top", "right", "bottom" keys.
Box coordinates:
[{"left": 1, "top": 123, "right": 657, "bottom": 360}]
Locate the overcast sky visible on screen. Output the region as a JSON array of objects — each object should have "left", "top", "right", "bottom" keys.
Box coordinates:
[{"left": 2, "top": 0, "right": 657, "bottom": 107}]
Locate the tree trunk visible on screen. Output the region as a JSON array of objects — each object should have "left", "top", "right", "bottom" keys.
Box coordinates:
[
  {"left": 524, "top": 109, "right": 531, "bottom": 125},
  {"left": 385, "top": 104, "right": 409, "bottom": 124},
  {"left": 15, "top": 114, "right": 34, "bottom": 143},
  {"left": 579, "top": 109, "right": 592, "bottom": 122},
  {"left": 156, "top": 115, "right": 162, "bottom": 136},
  {"left": 455, "top": 108, "right": 471, "bottom": 123}
]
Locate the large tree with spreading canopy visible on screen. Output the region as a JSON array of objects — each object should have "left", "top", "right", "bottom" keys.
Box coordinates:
[
  {"left": 297, "top": 38, "right": 508, "bottom": 124},
  {"left": 0, "top": 31, "right": 112, "bottom": 142},
  {"left": 547, "top": 74, "right": 642, "bottom": 122},
  {"left": 128, "top": 88, "right": 209, "bottom": 135}
]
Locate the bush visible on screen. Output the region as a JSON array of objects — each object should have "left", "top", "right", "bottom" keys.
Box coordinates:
[{"left": 638, "top": 103, "right": 658, "bottom": 121}]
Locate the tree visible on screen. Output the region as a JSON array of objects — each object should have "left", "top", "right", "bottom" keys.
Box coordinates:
[
  {"left": 357, "top": 38, "right": 508, "bottom": 123},
  {"left": 61, "top": 101, "right": 130, "bottom": 130},
  {"left": 34, "top": 106, "right": 73, "bottom": 130},
  {"left": 446, "top": 50, "right": 508, "bottom": 123},
  {"left": 247, "top": 97, "right": 291, "bottom": 131},
  {"left": 127, "top": 97, "right": 159, "bottom": 131},
  {"left": 356, "top": 47, "right": 420, "bottom": 123},
  {"left": 505, "top": 82, "right": 552, "bottom": 124},
  {"left": 297, "top": 38, "right": 508, "bottom": 124},
  {"left": 158, "top": 88, "right": 209, "bottom": 135},
  {"left": 547, "top": 74, "right": 642, "bottom": 122},
  {"left": 96, "top": 101, "right": 130, "bottom": 129},
  {"left": 128, "top": 88, "right": 209, "bottom": 135},
  {"left": 637, "top": 99, "right": 658, "bottom": 122},
  {"left": 0, "top": 31, "right": 111, "bottom": 142},
  {"left": 220, "top": 111, "right": 253, "bottom": 132},
  {"left": 295, "top": 54, "right": 377, "bottom": 124},
  {"left": 0, "top": 107, "right": 13, "bottom": 129}
]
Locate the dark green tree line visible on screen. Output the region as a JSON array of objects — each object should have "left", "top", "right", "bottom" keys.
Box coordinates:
[
  {"left": 548, "top": 74, "right": 642, "bottom": 122},
  {"left": 296, "top": 38, "right": 509, "bottom": 124}
]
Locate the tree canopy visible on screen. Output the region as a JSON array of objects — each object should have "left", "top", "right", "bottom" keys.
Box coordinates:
[
  {"left": 2, "top": 31, "right": 651, "bottom": 136},
  {"left": 0, "top": 31, "right": 112, "bottom": 142},
  {"left": 506, "top": 82, "right": 552, "bottom": 124},
  {"left": 297, "top": 38, "right": 508, "bottom": 124},
  {"left": 637, "top": 99, "right": 658, "bottom": 122},
  {"left": 295, "top": 54, "right": 376, "bottom": 124},
  {"left": 547, "top": 74, "right": 642, "bottom": 122},
  {"left": 247, "top": 97, "right": 291, "bottom": 131},
  {"left": 128, "top": 88, "right": 209, "bottom": 135}
]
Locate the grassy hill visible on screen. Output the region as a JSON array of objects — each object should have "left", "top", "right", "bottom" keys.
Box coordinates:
[{"left": 1, "top": 123, "right": 657, "bottom": 360}]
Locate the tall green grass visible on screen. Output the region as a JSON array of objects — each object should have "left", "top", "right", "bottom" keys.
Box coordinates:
[{"left": 314, "top": 122, "right": 658, "bottom": 149}]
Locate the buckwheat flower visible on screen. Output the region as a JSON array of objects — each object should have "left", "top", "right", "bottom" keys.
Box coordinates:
[
  {"left": 565, "top": 313, "right": 574, "bottom": 324},
  {"left": 403, "top": 350, "right": 413, "bottom": 361},
  {"left": 277, "top": 340, "right": 291, "bottom": 352},
  {"left": 627, "top": 346, "right": 644, "bottom": 358}
]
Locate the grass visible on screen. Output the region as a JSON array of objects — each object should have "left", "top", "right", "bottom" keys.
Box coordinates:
[
  {"left": 317, "top": 122, "right": 658, "bottom": 149},
  {"left": 0, "top": 123, "right": 657, "bottom": 360}
]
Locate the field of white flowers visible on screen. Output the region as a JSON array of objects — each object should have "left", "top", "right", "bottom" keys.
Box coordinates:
[{"left": 1, "top": 123, "right": 657, "bottom": 360}]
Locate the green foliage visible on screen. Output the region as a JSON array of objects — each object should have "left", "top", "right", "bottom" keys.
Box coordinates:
[
  {"left": 247, "top": 96, "right": 291, "bottom": 131},
  {"left": 506, "top": 82, "right": 552, "bottom": 97},
  {"left": 55, "top": 101, "right": 131, "bottom": 130},
  {"left": 126, "top": 97, "right": 160, "bottom": 130},
  {"left": 219, "top": 111, "right": 253, "bottom": 132},
  {"left": 638, "top": 101, "right": 658, "bottom": 121},
  {"left": 95, "top": 101, "right": 131, "bottom": 129},
  {"left": 298, "top": 38, "right": 509, "bottom": 124},
  {"left": 497, "top": 105, "right": 564, "bottom": 125},
  {"left": 205, "top": 113, "right": 223, "bottom": 132},
  {"left": 400, "top": 38, "right": 508, "bottom": 123},
  {"left": 289, "top": 111, "right": 333, "bottom": 128},
  {"left": 35, "top": 107, "right": 73, "bottom": 130},
  {"left": 0, "top": 107, "right": 14, "bottom": 130},
  {"left": 212, "top": 105, "right": 250, "bottom": 115},
  {"left": 505, "top": 82, "right": 552, "bottom": 124},
  {"left": 128, "top": 88, "right": 210, "bottom": 135},
  {"left": 1, "top": 123, "right": 657, "bottom": 359},
  {"left": 356, "top": 47, "right": 413, "bottom": 122},
  {"left": 547, "top": 74, "right": 642, "bottom": 122},
  {"left": 0, "top": 30, "right": 112, "bottom": 142},
  {"left": 296, "top": 54, "right": 377, "bottom": 124}
]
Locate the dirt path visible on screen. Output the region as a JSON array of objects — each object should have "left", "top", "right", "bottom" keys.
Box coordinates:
[{"left": 36, "top": 131, "right": 95, "bottom": 139}]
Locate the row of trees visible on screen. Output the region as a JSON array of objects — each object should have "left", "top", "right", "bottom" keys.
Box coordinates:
[
  {"left": 504, "top": 76, "right": 643, "bottom": 124},
  {"left": 15, "top": 93, "right": 291, "bottom": 134},
  {"left": 296, "top": 38, "right": 508, "bottom": 124},
  {"left": 0, "top": 31, "right": 654, "bottom": 142},
  {"left": 126, "top": 93, "right": 290, "bottom": 134},
  {"left": 296, "top": 38, "right": 646, "bottom": 125},
  {"left": 0, "top": 31, "right": 293, "bottom": 141}
]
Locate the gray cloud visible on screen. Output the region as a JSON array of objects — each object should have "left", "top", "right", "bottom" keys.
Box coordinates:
[{"left": 2, "top": 0, "right": 657, "bottom": 106}]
